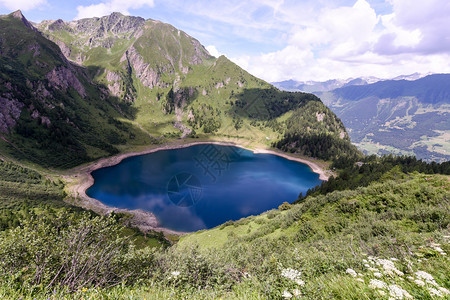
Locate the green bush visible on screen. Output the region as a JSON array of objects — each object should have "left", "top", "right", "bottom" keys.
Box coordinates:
[{"left": 0, "top": 210, "right": 156, "bottom": 291}]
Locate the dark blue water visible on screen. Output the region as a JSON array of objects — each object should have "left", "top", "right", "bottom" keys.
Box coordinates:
[{"left": 87, "top": 144, "right": 322, "bottom": 232}]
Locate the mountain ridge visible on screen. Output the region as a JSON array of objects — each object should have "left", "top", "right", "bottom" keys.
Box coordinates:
[
  {"left": 272, "top": 73, "right": 432, "bottom": 93},
  {"left": 0, "top": 10, "right": 359, "bottom": 170},
  {"left": 317, "top": 74, "right": 450, "bottom": 162}
]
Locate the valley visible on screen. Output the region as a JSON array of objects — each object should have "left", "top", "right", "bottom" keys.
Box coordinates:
[
  {"left": 0, "top": 7, "right": 448, "bottom": 300},
  {"left": 275, "top": 75, "right": 450, "bottom": 162}
]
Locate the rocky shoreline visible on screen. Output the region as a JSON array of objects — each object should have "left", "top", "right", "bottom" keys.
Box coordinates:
[{"left": 66, "top": 141, "right": 330, "bottom": 235}]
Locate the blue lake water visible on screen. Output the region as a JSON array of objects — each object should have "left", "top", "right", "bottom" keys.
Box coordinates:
[{"left": 87, "top": 144, "right": 322, "bottom": 232}]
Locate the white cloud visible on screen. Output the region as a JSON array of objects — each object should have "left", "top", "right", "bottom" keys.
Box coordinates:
[
  {"left": 0, "top": 0, "right": 46, "bottom": 11},
  {"left": 76, "top": 0, "right": 154, "bottom": 19},
  {"left": 206, "top": 45, "right": 221, "bottom": 58},
  {"left": 229, "top": 0, "right": 450, "bottom": 82},
  {"left": 375, "top": 0, "right": 450, "bottom": 55}
]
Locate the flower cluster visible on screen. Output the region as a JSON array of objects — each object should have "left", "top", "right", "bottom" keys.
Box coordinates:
[
  {"left": 388, "top": 284, "right": 412, "bottom": 300},
  {"left": 369, "top": 279, "right": 387, "bottom": 289},
  {"left": 368, "top": 257, "right": 404, "bottom": 277},
  {"left": 281, "top": 268, "right": 305, "bottom": 286},
  {"left": 167, "top": 270, "right": 181, "bottom": 280},
  {"left": 345, "top": 268, "right": 357, "bottom": 277},
  {"left": 348, "top": 254, "right": 450, "bottom": 299},
  {"left": 281, "top": 268, "right": 305, "bottom": 298},
  {"left": 430, "top": 243, "right": 447, "bottom": 256},
  {"left": 282, "top": 289, "right": 301, "bottom": 299}
]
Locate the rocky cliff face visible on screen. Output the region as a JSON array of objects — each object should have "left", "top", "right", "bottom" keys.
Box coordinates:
[
  {"left": 121, "top": 46, "right": 161, "bottom": 89},
  {"left": 0, "top": 11, "right": 149, "bottom": 168},
  {"left": 46, "top": 66, "right": 86, "bottom": 98},
  {"left": 11, "top": 10, "right": 38, "bottom": 32},
  {"left": 37, "top": 12, "right": 212, "bottom": 96},
  {"left": 0, "top": 96, "right": 24, "bottom": 133}
]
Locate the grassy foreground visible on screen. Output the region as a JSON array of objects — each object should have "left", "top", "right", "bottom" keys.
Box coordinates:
[{"left": 1, "top": 171, "right": 448, "bottom": 299}]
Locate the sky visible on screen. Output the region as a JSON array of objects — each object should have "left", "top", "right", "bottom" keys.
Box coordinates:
[{"left": 1, "top": 0, "right": 450, "bottom": 82}]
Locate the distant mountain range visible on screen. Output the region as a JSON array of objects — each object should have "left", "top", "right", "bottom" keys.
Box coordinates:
[
  {"left": 272, "top": 73, "right": 430, "bottom": 93},
  {"left": 279, "top": 74, "right": 449, "bottom": 162}
]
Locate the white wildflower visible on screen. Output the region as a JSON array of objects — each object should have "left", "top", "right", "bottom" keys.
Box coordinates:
[
  {"left": 369, "top": 279, "right": 387, "bottom": 289},
  {"left": 282, "top": 290, "right": 293, "bottom": 298},
  {"left": 415, "top": 271, "right": 437, "bottom": 286},
  {"left": 388, "top": 284, "right": 412, "bottom": 299},
  {"left": 430, "top": 243, "right": 447, "bottom": 255},
  {"left": 438, "top": 287, "right": 450, "bottom": 295},
  {"left": 428, "top": 287, "right": 442, "bottom": 297},
  {"left": 363, "top": 259, "right": 368, "bottom": 263},
  {"left": 292, "top": 289, "right": 301, "bottom": 297},
  {"left": 378, "top": 290, "right": 386, "bottom": 296},
  {"left": 346, "top": 268, "right": 357, "bottom": 277},
  {"left": 281, "top": 268, "right": 301, "bottom": 281},
  {"left": 364, "top": 264, "right": 371, "bottom": 268},
  {"left": 373, "top": 272, "right": 383, "bottom": 278},
  {"left": 407, "top": 276, "right": 414, "bottom": 281},
  {"left": 394, "top": 269, "right": 405, "bottom": 276},
  {"left": 391, "top": 258, "right": 398, "bottom": 261},
  {"left": 295, "top": 279, "right": 305, "bottom": 286},
  {"left": 368, "top": 267, "right": 378, "bottom": 272},
  {"left": 356, "top": 278, "right": 364, "bottom": 282},
  {"left": 414, "top": 279, "right": 425, "bottom": 287},
  {"left": 171, "top": 271, "right": 180, "bottom": 277},
  {"left": 281, "top": 268, "right": 304, "bottom": 286},
  {"left": 376, "top": 258, "right": 404, "bottom": 277},
  {"left": 376, "top": 259, "right": 395, "bottom": 269}
]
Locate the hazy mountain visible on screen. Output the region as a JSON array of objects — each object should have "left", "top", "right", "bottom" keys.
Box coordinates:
[
  {"left": 272, "top": 73, "right": 430, "bottom": 93},
  {"left": 318, "top": 74, "right": 450, "bottom": 162},
  {"left": 272, "top": 78, "right": 355, "bottom": 92}
]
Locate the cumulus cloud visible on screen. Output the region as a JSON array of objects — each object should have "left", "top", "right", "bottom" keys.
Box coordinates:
[
  {"left": 206, "top": 45, "right": 221, "bottom": 58},
  {"left": 375, "top": 0, "right": 450, "bottom": 55},
  {"left": 229, "top": 0, "right": 450, "bottom": 81},
  {"left": 76, "top": 0, "right": 154, "bottom": 19},
  {"left": 0, "top": 0, "right": 47, "bottom": 11}
]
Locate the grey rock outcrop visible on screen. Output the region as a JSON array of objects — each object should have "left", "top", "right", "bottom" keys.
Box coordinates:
[
  {"left": 0, "top": 96, "right": 24, "bottom": 133},
  {"left": 122, "top": 47, "right": 160, "bottom": 89},
  {"left": 11, "top": 10, "right": 38, "bottom": 33},
  {"left": 46, "top": 66, "right": 86, "bottom": 98}
]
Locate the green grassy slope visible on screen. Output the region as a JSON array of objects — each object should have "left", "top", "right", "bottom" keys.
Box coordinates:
[
  {"left": 36, "top": 13, "right": 360, "bottom": 164},
  {"left": 0, "top": 158, "right": 164, "bottom": 251},
  {"left": 0, "top": 12, "right": 151, "bottom": 169},
  {"left": 176, "top": 172, "right": 449, "bottom": 299},
  {"left": 1, "top": 169, "right": 448, "bottom": 299}
]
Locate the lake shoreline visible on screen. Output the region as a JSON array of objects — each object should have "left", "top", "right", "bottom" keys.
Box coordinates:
[{"left": 65, "top": 140, "right": 330, "bottom": 235}]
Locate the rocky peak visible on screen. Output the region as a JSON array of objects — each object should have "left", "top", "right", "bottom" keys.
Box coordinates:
[
  {"left": 48, "top": 19, "right": 68, "bottom": 32},
  {"left": 75, "top": 12, "right": 145, "bottom": 36},
  {"left": 10, "top": 10, "right": 38, "bottom": 32}
]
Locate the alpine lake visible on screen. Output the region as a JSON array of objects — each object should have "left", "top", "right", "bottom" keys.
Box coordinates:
[{"left": 87, "top": 144, "right": 322, "bottom": 232}]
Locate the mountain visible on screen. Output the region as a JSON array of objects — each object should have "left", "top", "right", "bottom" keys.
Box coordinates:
[
  {"left": 272, "top": 73, "right": 430, "bottom": 93},
  {"left": 0, "top": 11, "right": 153, "bottom": 168},
  {"left": 272, "top": 78, "right": 355, "bottom": 92},
  {"left": 0, "top": 11, "right": 449, "bottom": 300},
  {"left": 0, "top": 11, "right": 359, "bottom": 169},
  {"left": 318, "top": 74, "right": 450, "bottom": 162}
]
